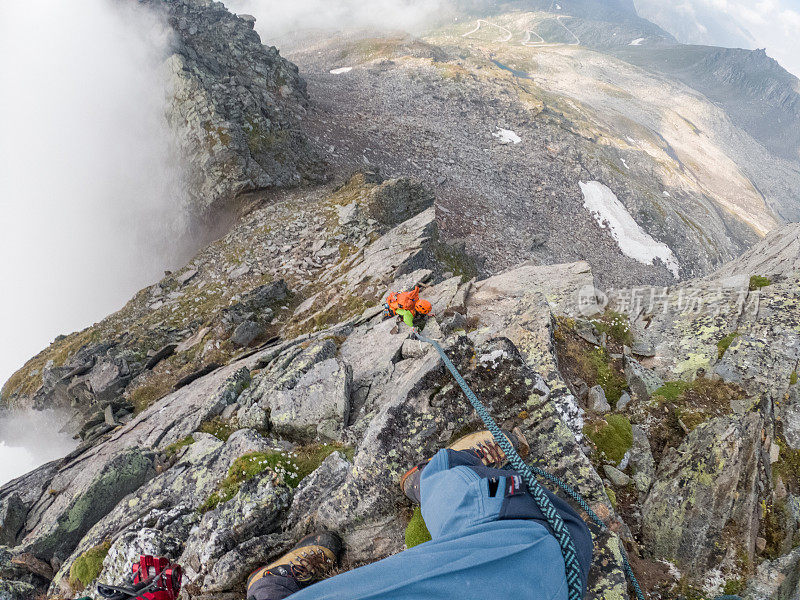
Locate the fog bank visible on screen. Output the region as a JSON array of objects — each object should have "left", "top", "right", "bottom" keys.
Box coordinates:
[
  {"left": 0, "top": 0, "right": 191, "bottom": 389},
  {"left": 221, "top": 0, "right": 454, "bottom": 39},
  {"left": 0, "top": 409, "right": 78, "bottom": 486}
]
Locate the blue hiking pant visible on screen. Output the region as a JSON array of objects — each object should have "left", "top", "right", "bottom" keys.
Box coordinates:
[{"left": 248, "top": 449, "right": 593, "bottom": 600}]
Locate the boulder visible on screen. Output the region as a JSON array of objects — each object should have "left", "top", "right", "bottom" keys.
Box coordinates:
[
  {"left": 603, "top": 464, "right": 631, "bottom": 487},
  {"left": 0, "top": 495, "right": 26, "bottom": 548},
  {"left": 624, "top": 356, "right": 663, "bottom": 402},
  {"left": 589, "top": 385, "right": 611, "bottom": 412},
  {"left": 363, "top": 178, "right": 434, "bottom": 226},
  {"left": 642, "top": 413, "right": 763, "bottom": 579},
  {"left": 270, "top": 358, "right": 352, "bottom": 441},
  {"left": 230, "top": 320, "right": 263, "bottom": 347}
]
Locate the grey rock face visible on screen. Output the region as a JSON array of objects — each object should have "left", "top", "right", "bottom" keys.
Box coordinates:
[
  {"left": 145, "top": 0, "right": 320, "bottom": 212},
  {"left": 588, "top": 385, "right": 611, "bottom": 412},
  {"left": 0, "top": 579, "right": 36, "bottom": 600},
  {"left": 743, "top": 545, "right": 800, "bottom": 600},
  {"left": 180, "top": 473, "right": 292, "bottom": 594},
  {"left": 20, "top": 447, "right": 156, "bottom": 563},
  {"left": 48, "top": 428, "right": 283, "bottom": 596},
  {"left": 286, "top": 452, "right": 351, "bottom": 532},
  {"left": 624, "top": 356, "right": 663, "bottom": 403},
  {"left": 0, "top": 461, "right": 61, "bottom": 548},
  {"left": 781, "top": 385, "right": 800, "bottom": 450},
  {"left": 642, "top": 413, "right": 763, "bottom": 578},
  {"left": 629, "top": 425, "right": 655, "bottom": 496},
  {"left": 715, "top": 223, "right": 800, "bottom": 280},
  {"left": 230, "top": 320, "right": 263, "bottom": 347},
  {"left": 5, "top": 189, "right": 800, "bottom": 599},
  {"left": 269, "top": 358, "right": 352, "bottom": 441}
]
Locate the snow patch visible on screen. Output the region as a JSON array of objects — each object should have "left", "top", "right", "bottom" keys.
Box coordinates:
[
  {"left": 492, "top": 127, "right": 521, "bottom": 145},
  {"left": 579, "top": 181, "right": 679, "bottom": 277},
  {"left": 629, "top": 37, "right": 645, "bottom": 45},
  {"left": 329, "top": 67, "right": 352, "bottom": 74},
  {"left": 663, "top": 191, "right": 671, "bottom": 197},
  {"left": 621, "top": 158, "right": 629, "bottom": 169}
]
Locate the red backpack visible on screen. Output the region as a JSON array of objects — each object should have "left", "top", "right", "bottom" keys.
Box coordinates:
[{"left": 96, "top": 555, "right": 182, "bottom": 600}]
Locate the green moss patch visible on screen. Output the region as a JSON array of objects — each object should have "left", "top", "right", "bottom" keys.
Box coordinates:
[
  {"left": 433, "top": 241, "right": 479, "bottom": 283},
  {"left": 605, "top": 487, "right": 617, "bottom": 510},
  {"left": 200, "top": 450, "right": 301, "bottom": 513},
  {"left": 405, "top": 506, "right": 432, "bottom": 548},
  {"left": 717, "top": 331, "right": 740, "bottom": 359},
  {"left": 199, "top": 417, "right": 236, "bottom": 442},
  {"left": 773, "top": 437, "right": 800, "bottom": 494},
  {"left": 554, "top": 318, "right": 627, "bottom": 407},
  {"left": 749, "top": 275, "right": 772, "bottom": 291},
  {"left": 591, "top": 310, "right": 633, "bottom": 347},
  {"left": 791, "top": 371, "right": 798, "bottom": 385},
  {"left": 164, "top": 436, "right": 195, "bottom": 458},
  {"left": 652, "top": 378, "right": 743, "bottom": 431},
  {"left": 69, "top": 540, "right": 111, "bottom": 589},
  {"left": 293, "top": 443, "right": 355, "bottom": 480},
  {"left": 584, "top": 415, "right": 632, "bottom": 464},
  {"left": 128, "top": 376, "right": 175, "bottom": 415},
  {"left": 723, "top": 578, "right": 745, "bottom": 596}
]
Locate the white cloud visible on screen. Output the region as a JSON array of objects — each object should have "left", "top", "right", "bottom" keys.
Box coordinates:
[
  {"left": 0, "top": 409, "right": 77, "bottom": 486},
  {"left": 0, "top": 1, "right": 189, "bottom": 389},
  {"left": 635, "top": 0, "right": 800, "bottom": 77},
  {"left": 221, "top": 0, "right": 451, "bottom": 39}
]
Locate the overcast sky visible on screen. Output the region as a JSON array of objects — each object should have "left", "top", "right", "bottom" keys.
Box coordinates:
[{"left": 635, "top": 0, "right": 800, "bottom": 78}]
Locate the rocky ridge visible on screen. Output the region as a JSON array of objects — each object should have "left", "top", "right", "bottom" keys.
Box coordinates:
[
  {"left": 2, "top": 1, "right": 800, "bottom": 599},
  {"left": 149, "top": 0, "right": 321, "bottom": 213},
  {"left": 2, "top": 180, "right": 800, "bottom": 600}
]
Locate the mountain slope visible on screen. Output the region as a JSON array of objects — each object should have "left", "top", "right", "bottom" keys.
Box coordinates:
[{"left": 2, "top": 2, "right": 800, "bottom": 599}]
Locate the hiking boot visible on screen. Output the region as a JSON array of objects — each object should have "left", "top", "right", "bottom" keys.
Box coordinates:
[
  {"left": 246, "top": 532, "right": 341, "bottom": 594},
  {"left": 449, "top": 427, "right": 530, "bottom": 466},
  {"left": 400, "top": 427, "right": 529, "bottom": 503}
]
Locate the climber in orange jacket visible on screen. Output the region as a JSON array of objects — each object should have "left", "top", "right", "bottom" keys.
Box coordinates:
[{"left": 383, "top": 286, "right": 432, "bottom": 329}]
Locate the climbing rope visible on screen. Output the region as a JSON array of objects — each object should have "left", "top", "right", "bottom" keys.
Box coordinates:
[{"left": 411, "top": 328, "right": 645, "bottom": 600}]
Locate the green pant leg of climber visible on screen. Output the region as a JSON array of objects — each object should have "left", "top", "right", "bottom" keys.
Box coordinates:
[{"left": 395, "top": 307, "right": 415, "bottom": 328}]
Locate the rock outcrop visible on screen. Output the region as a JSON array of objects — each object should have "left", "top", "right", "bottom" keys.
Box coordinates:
[{"left": 149, "top": 0, "right": 320, "bottom": 212}]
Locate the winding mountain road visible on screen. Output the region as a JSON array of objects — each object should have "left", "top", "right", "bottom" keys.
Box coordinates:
[{"left": 464, "top": 16, "right": 580, "bottom": 47}]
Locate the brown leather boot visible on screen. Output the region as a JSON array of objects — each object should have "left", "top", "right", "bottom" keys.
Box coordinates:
[
  {"left": 400, "top": 427, "right": 530, "bottom": 503},
  {"left": 246, "top": 532, "right": 341, "bottom": 593}
]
